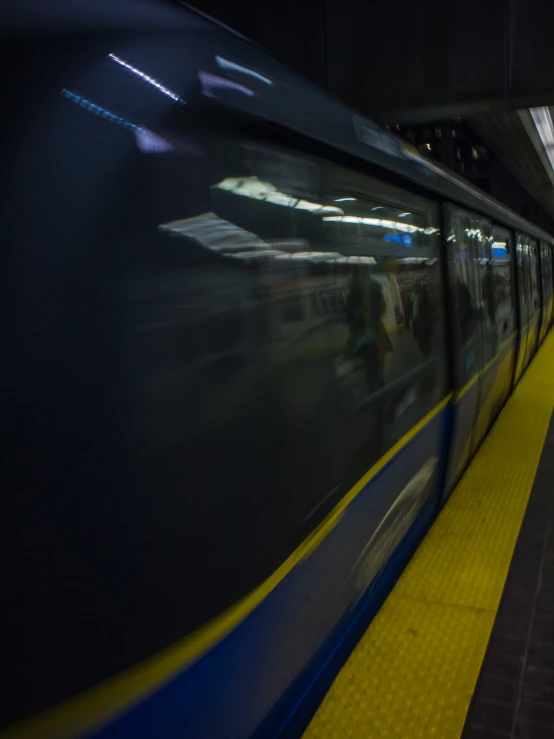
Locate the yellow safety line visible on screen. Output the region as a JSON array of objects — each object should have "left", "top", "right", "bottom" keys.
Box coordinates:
[
  {"left": 304, "top": 331, "right": 554, "bottom": 739},
  {"left": 2, "top": 395, "right": 452, "bottom": 739}
]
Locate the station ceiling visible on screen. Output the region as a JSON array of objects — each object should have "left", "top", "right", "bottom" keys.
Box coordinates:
[
  {"left": 190, "top": 0, "right": 554, "bottom": 223},
  {"left": 468, "top": 109, "right": 554, "bottom": 222}
]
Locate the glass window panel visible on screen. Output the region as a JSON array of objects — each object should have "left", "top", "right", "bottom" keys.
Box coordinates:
[{"left": 491, "top": 226, "right": 516, "bottom": 340}]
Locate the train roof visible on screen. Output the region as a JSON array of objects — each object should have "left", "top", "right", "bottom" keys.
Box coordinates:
[{"left": 4, "top": 0, "right": 553, "bottom": 246}]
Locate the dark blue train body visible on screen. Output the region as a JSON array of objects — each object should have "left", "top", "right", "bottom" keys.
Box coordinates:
[{"left": 3, "top": 3, "right": 554, "bottom": 739}]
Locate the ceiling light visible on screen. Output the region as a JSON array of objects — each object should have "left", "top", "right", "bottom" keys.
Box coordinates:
[{"left": 530, "top": 106, "right": 554, "bottom": 169}]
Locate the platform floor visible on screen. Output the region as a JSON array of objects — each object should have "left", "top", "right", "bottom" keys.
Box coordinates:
[
  {"left": 303, "top": 333, "right": 554, "bottom": 739},
  {"left": 462, "top": 415, "right": 554, "bottom": 738}
]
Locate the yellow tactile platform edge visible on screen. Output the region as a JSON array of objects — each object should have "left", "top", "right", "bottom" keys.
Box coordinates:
[{"left": 304, "top": 333, "right": 554, "bottom": 739}]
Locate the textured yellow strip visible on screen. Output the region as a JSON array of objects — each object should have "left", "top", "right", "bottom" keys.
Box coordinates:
[{"left": 304, "top": 331, "right": 554, "bottom": 739}]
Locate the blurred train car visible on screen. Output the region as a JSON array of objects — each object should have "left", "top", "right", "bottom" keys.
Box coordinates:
[{"left": 3, "top": 2, "right": 554, "bottom": 739}]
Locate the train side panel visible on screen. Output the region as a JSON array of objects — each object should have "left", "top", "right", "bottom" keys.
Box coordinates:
[{"left": 89, "top": 407, "right": 448, "bottom": 739}]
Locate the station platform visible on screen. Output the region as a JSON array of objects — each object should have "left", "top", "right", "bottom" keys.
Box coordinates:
[{"left": 303, "top": 333, "right": 554, "bottom": 739}]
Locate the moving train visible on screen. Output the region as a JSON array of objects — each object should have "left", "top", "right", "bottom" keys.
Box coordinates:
[{"left": 3, "top": 2, "right": 554, "bottom": 738}]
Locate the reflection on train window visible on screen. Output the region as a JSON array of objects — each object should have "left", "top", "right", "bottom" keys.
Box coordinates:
[
  {"left": 320, "top": 199, "right": 429, "bottom": 249},
  {"left": 516, "top": 235, "right": 530, "bottom": 326},
  {"left": 282, "top": 296, "right": 305, "bottom": 322},
  {"left": 475, "top": 222, "right": 497, "bottom": 364},
  {"left": 542, "top": 243, "right": 553, "bottom": 303},
  {"left": 540, "top": 245, "right": 548, "bottom": 301},
  {"left": 150, "top": 136, "right": 446, "bottom": 634},
  {"left": 449, "top": 209, "right": 482, "bottom": 384},
  {"left": 491, "top": 227, "right": 516, "bottom": 341},
  {"left": 528, "top": 239, "right": 539, "bottom": 312}
]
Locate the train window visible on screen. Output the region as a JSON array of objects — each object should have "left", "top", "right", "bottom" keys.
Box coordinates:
[
  {"left": 543, "top": 244, "right": 550, "bottom": 300},
  {"left": 447, "top": 207, "right": 491, "bottom": 387},
  {"left": 323, "top": 189, "right": 444, "bottom": 438},
  {"left": 154, "top": 137, "right": 446, "bottom": 610},
  {"left": 539, "top": 245, "right": 544, "bottom": 300},
  {"left": 491, "top": 227, "right": 516, "bottom": 341},
  {"left": 529, "top": 239, "right": 540, "bottom": 313},
  {"left": 476, "top": 223, "right": 497, "bottom": 364},
  {"left": 539, "top": 243, "right": 548, "bottom": 304},
  {"left": 516, "top": 235, "right": 530, "bottom": 328},
  {"left": 281, "top": 295, "right": 305, "bottom": 322},
  {"left": 539, "top": 245, "right": 545, "bottom": 303},
  {"left": 549, "top": 248, "right": 553, "bottom": 298}
]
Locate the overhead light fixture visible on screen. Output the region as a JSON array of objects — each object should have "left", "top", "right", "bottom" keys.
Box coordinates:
[
  {"left": 335, "top": 197, "right": 357, "bottom": 202},
  {"left": 530, "top": 106, "right": 554, "bottom": 169}
]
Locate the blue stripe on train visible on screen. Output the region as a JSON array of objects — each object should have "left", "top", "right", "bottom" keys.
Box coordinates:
[{"left": 93, "top": 404, "right": 450, "bottom": 739}]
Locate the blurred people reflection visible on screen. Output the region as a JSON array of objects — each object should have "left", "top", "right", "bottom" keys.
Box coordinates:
[
  {"left": 483, "top": 261, "right": 495, "bottom": 325},
  {"left": 346, "top": 268, "right": 392, "bottom": 391},
  {"left": 456, "top": 276, "right": 473, "bottom": 344},
  {"left": 410, "top": 281, "right": 433, "bottom": 358}
]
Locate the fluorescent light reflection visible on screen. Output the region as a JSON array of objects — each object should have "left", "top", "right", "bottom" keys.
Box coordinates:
[
  {"left": 215, "top": 56, "right": 272, "bottom": 85},
  {"left": 61, "top": 89, "right": 174, "bottom": 153},
  {"left": 160, "top": 211, "right": 439, "bottom": 266},
  {"left": 215, "top": 178, "right": 440, "bottom": 236},
  {"left": 61, "top": 89, "right": 141, "bottom": 131},
  {"left": 465, "top": 228, "right": 485, "bottom": 241},
  {"left": 230, "top": 250, "right": 288, "bottom": 260},
  {"left": 334, "top": 256, "right": 377, "bottom": 264},
  {"left": 135, "top": 129, "right": 172, "bottom": 153},
  {"left": 276, "top": 252, "right": 342, "bottom": 262},
  {"left": 199, "top": 71, "right": 254, "bottom": 99},
  {"left": 324, "top": 215, "right": 437, "bottom": 235},
  {"left": 109, "top": 54, "right": 184, "bottom": 103},
  {"left": 401, "top": 257, "right": 437, "bottom": 264},
  {"left": 159, "top": 213, "right": 269, "bottom": 252},
  {"left": 215, "top": 177, "right": 344, "bottom": 215}
]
